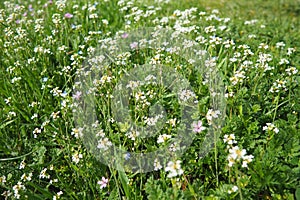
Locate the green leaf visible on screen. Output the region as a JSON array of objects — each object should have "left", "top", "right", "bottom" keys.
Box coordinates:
[
  {"left": 118, "top": 170, "right": 131, "bottom": 198},
  {"left": 108, "top": 188, "right": 120, "bottom": 200},
  {"left": 296, "top": 188, "right": 300, "bottom": 200},
  {"left": 32, "top": 145, "right": 47, "bottom": 165},
  {"left": 26, "top": 182, "right": 53, "bottom": 198}
]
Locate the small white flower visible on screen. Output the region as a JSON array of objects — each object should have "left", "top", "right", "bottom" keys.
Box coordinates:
[
  {"left": 72, "top": 151, "right": 83, "bottom": 164},
  {"left": 242, "top": 155, "right": 254, "bottom": 168},
  {"left": 19, "top": 160, "right": 26, "bottom": 169},
  {"left": 223, "top": 134, "right": 237, "bottom": 145},
  {"left": 157, "top": 134, "right": 172, "bottom": 144},
  {"left": 126, "top": 129, "right": 140, "bottom": 141},
  {"left": 285, "top": 67, "right": 298, "bottom": 76},
  {"left": 71, "top": 128, "right": 83, "bottom": 138},
  {"left": 53, "top": 191, "right": 63, "bottom": 200},
  {"left": 0, "top": 175, "right": 6, "bottom": 184},
  {"left": 39, "top": 168, "right": 50, "bottom": 179},
  {"left": 263, "top": 123, "right": 279, "bottom": 133},
  {"left": 228, "top": 185, "right": 238, "bottom": 194},
  {"left": 21, "top": 173, "right": 32, "bottom": 181},
  {"left": 165, "top": 160, "right": 184, "bottom": 178},
  {"left": 179, "top": 89, "right": 196, "bottom": 102},
  {"left": 166, "top": 118, "right": 177, "bottom": 127},
  {"left": 227, "top": 155, "right": 236, "bottom": 167},
  {"left": 154, "top": 158, "right": 162, "bottom": 171},
  {"left": 206, "top": 109, "right": 221, "bottom": 125},
  {"left": 97, "top": 138, "right": 112, "bottom": 150},
  {"left": 228, "top": 146, "right": 247, "bottom": 160}
]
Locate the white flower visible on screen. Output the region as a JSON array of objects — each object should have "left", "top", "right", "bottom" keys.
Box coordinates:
[
  {"left": 12, "top": 182, "right": 25, "bottom": 199},
  {"left": 71, "top": 128, "right": 83, "bottom": 138},
  {"left": 276, "top": 42, "right": 285, "bottom": 48},
  {"left": 72, "top": 151, "right": 83, "bottom": 164},
  {"left": 285, "top": 67, "right": 298, "bottom": 76},
  {"left": 157, "top": 134, "right": 172, "bottom": 144},
  {"left": 154, "top": 158, "right": 162, "bottom": 171},
  {"left": 53, "top": 191, "right": 63, "bottom": 200},
  {"left": 21, "top": 173, "right": 32, "bottom": 181},
  {"left": 126, "top": 129, "right": 140, "bottom": 141},
  {"left": 97, "top": 138, "right": 112, "bottom": 150},
  {"left": 0, "top": 175, "right": 6, "bottom": 184},
  {"left": 206, "top": 109, "right": 221, "bottom": 125},
  {"left": 126, "top": 80, "right": 140, "bottom": 89},
  {"left": 165, "top": 160, "right": 184, "bottom": 178},
  {"left": 242, "top": 155, "right": 254, "bottom": 168},
  {"left": 228, "top": 185, "right": 238, "bottom": 194},
  {"left": 166, "top": 118, "right": 177, "bottom": 127},
  {"left": 230, "top": 70, "right": 246, "bottom": 86},
  {"left": 19, "top": 160, "right": 26, "bottom": 169},
  {"left": 223, "top": 134, "right": 237, "bottom": 145},
  {"left": 50, "top": 111, "right": 60, "bottom": 119},
  {"left": 179, "top": 89, "right": 196, "bottom": 102},
  {"left": 228, "top": 146, "right": 247, "bottom": 160},
  {"left": 144, "top": 115, "right": 161, "bottom": 126},
  {"left": 269, "top": 80, "right": 287, "bottom": 93},
  {"left": 33, "top": 128, "right": 42, "bottom": 138},
  {"left": 279, "top": 58, "right": 289, "bottom": 65},
  {"left": 227, "top": 155, "right": 236, "bottom": 167},
  {"left": 102, "top": 19, "right": 109, "bottom": 25},
  {"left": 287, "top": 47, "right": 296, "bottom": 56},
  {"left": 39, "top": 168, "right": 50, "bottom": 179},
  {"left": 263, "top": 123, "right": 279, "bottom": 133}
]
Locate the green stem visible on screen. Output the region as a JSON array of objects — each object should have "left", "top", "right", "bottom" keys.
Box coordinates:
[
  {"left": 272, "top": 94, "right": 280, "bottom": 122},
  {"left": 0, "top": 151, "right": 33, "bottom": 161},
  {"left": 235, "top": 166, "right": 243, "bottom": 200},
  {"left": 215, "top": 128, "right": 219, "bottom": 186}
]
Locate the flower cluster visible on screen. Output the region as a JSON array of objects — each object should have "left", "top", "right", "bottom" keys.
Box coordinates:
[
  {"left": 263, "top": 123, "right": 279, "bottom": 134},
  {"left": 224, "top": 134, "right": 254, "bottom": 168},
  {"left": 206, "top": 109, "right": 221, "bottom": 125}
]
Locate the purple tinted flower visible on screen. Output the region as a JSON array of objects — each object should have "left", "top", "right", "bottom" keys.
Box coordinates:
[
  {"left": 130, "top": 42, "right": 138, "bottom": 49},
  {"left": 64, "top": 13, "right": 73, "bottom": 19},
  {"left": 121, "top": 33, "right": 128, "bottom": 39},
  {"left": 16, "top": 20, "right": 20, "bottom": 24},
  {"left": 97, "top": 177, "right": 108, "bottom": 189},
  {"left": 28, "top": 4, "right": 33, "bottom": 12},
  {"left": 192, "top": 120, "right": 206, "bottom": 133},
  {"left": 72, "top": 91, "right": 82, "bottom": 100}
]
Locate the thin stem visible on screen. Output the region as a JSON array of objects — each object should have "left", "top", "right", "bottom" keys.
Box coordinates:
[
  {"left": 235, "top": 166, "right": 243, "bottom": 200},
  {"left": 272, "top": 94, "right": 280, "bottom": 122},
  {"left": 215, "top": 128, "right": 219, "bottom": 186}
]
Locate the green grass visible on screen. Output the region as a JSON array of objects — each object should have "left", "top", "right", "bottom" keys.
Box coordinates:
[{"left": 0, "top": 0, "right": 299, "bottom": 199}]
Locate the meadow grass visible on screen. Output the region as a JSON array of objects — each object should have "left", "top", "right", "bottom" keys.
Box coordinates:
[{"left": 0, "top": 0, "right": 299, "bottom": 199}]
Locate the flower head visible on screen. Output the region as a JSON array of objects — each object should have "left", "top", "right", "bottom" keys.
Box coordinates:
[
  {"left": 97, "top": 177, "right": 109, "bottom": 189},
  {"left": 64, "top": 13, "right": 73, "bottom": 19},
  {"left": 165, "top": 160, "right": 184, "bottom": 178},
  {"left": 263, "top": 123, "right": 279, "bottom": 133},
  {"left": 192, "top": 120, "right": 206, "bottom": 133}
]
